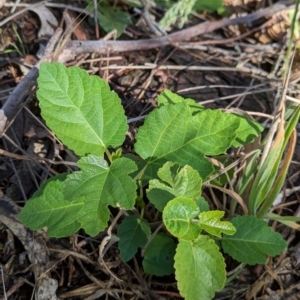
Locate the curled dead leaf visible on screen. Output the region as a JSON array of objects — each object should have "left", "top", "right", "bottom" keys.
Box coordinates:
[{"left": 29, "top": 6, "right": 58, "bottom": 37}]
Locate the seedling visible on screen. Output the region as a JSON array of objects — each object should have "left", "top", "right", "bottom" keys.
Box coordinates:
[{"left": 19, "top": 62, "right": 287, "bottom": 300}]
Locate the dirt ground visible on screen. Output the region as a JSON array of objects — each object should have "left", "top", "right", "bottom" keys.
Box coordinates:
[{"left": 1, "top": 1, "right": 300, "bottom": 299}]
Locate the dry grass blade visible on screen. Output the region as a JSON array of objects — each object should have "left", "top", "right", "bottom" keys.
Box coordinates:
[{"left": 205, "top": 183, "right": 249, "bottom": 214}]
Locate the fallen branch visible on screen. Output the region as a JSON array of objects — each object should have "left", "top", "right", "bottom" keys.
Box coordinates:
[{"left": 55, "top": 2, "right": 292, "bottom": 61}]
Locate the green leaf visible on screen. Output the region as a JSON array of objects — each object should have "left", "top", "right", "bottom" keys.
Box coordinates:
[
  {"left": 117, "top": 215, "right": 151, "bottom": 262},
  {"left": 147, "top": 181, "right": 175, "bottom": 211},
  {"left": 98, "top": 1, "right": 131, "bottom": 37},
  {"left": 249, "top": 126, "right": 284, "bottom": 214},
  {"left": 112, "top": 148, "right": 122, "bottom": 161},
  {"left": 163, "top": 197, "right": 200, "bottom": 240},
  {"left": 199, "top": 210, "right": 236, "bottom": 238},
  {"left": 147, "top": 162, "right": 202, "bottom": 211},
  {"left": 19, "top": 178, "right": 83, "bottom": 237},
  {"left": 236, "top": 150, "right": 261, "bottom": 195},
  {"left": 159, "top": 162, "right": 202, "bottom": 197},
  {"left": 37, "top": 62, "right": 127, "bottom": 156},
  {"left": 20, "top": 155, "right": 137, "bottom": 237},
  {"left": 156, "top": 161, "right": 179, "bottom": 185},
  {"left": 157, "top": 91, "right": 264, "bottom": 147},
  {"left": 175, "top": 236, "right": 226, "bottom": 300},
  {"left": 222, "top": 215, "right": 287, "bottom": 265},
  {"left": 143, "top": 233, "right": 176, "bottom": 276},
  {"left": 158, "top": 89, "right": 204, "bottom": 113},
  {"left": 66, "top": 155, "right": 137, "bottom": 236},
  {"left": 159, "top": 0, "right": 197, "bottom": 29},
  {"left": 135, "top": 103, "right": 241, "bottom": 179},
  {"left": 194, "top": 0, "right": 225, "bottom": 14},
  {"left": 264, "top": 212, "right": 300, "bottom": 230},
  {"left": 196, "top": 196, "right": 210, "bottom": 212},
  {"left": 232, "top": 114, "right": 264, "bottom": 147}
]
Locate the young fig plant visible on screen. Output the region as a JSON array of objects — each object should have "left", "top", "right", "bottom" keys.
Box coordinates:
[{"left": 19, "top": 62, "right": 287, "bottom": 300}]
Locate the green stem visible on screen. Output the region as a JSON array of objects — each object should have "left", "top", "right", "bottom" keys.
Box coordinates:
[
  {"left": 141, "top": 222, "right": 164, "bottom": 257},
  {"left": 133, "top": 164, "right": 148, "bottom": 181},
  {"left": 226, "top": 263, "right": 246, "bottom": 285},
  {"left": 104, "top": 147, "right": 112, "bottom": 163}
]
